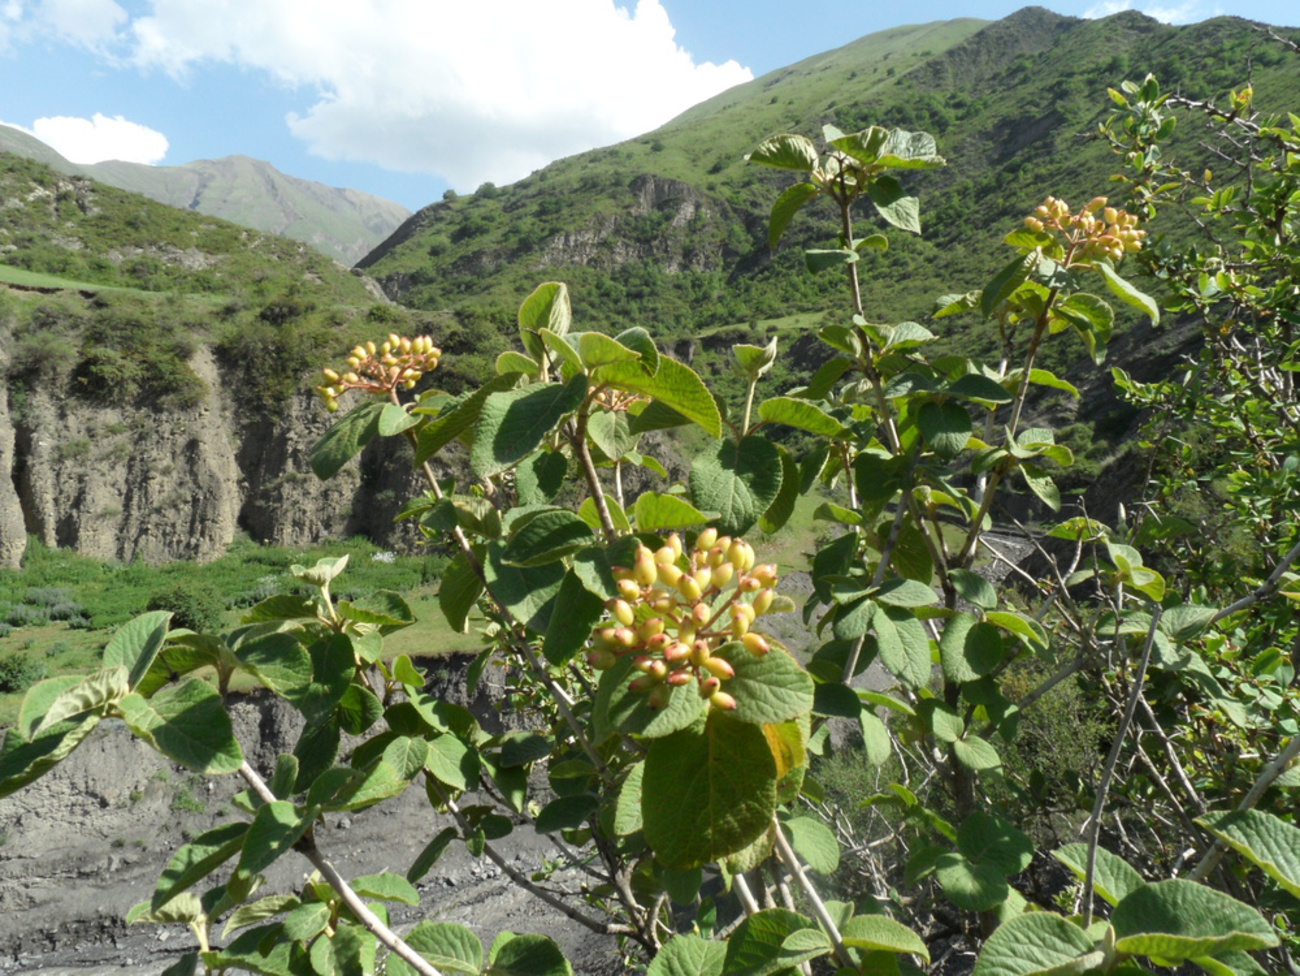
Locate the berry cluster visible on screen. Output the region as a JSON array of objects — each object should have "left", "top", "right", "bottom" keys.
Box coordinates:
[
  {"left": 587, "top": 529, "right": 780, "bottom": 712},
  {"left": 317, "top": 334, "right": 442, "bottom": 412},
  {"left": 1023, "top": 196, "right": 1145, "bottom": 264}
]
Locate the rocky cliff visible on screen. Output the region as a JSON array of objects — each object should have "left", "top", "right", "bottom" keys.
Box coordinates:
[{"left": 0, "top": 348, "right": 430, "bottom": 569}]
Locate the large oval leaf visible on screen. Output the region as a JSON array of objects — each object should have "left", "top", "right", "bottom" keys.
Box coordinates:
[{"left": 690, "top": 436, "right": 783, "bottom": 536}]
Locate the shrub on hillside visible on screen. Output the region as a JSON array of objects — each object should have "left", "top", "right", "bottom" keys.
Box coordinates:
[
  {"left": 146, "top": 582, "right": 226, "bottom": 634},
  {"left": 0, "top": 654, "right": 46, "bottom": 693}
]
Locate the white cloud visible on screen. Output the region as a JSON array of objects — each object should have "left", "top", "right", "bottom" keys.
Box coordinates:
[
  {"left": 0, "top": 0, "right": 126, "bottom": 50},
  {"left": 8, "top": 113, "right": 168, "bottom": 164},
  {"left": 1082, "top": 0, "right": 1218, "bottom": 24},
  {"left": 123, "top": 0, "right": 752, "bottom": 189}
]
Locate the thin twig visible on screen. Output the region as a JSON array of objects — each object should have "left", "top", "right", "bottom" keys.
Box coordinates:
[
  {"left": 237, "top": 762, "right": 444, "bottom": 976},
  {"left": 1082, "top": 607, "right": 1162, "bottom": 927}
]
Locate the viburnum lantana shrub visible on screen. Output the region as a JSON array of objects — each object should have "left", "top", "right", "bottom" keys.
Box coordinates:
[{"left": 3, "top": 76, "right": 1300, "bottom": 976}]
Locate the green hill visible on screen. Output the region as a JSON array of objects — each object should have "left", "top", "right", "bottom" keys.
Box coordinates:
[
  {"left": 358, "top": 8, "right": 1300, "bottom": 349},
  {"left": 0, "top": 126, "right": 410, "bottom": 265}
]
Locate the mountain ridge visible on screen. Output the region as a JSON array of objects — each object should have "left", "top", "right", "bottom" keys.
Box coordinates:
[{"left": 0, "top": 125, "right": 409, "bottom": 265}]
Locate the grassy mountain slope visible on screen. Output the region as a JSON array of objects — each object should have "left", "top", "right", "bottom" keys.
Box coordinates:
[
  {"left": 359, "top": 8, "right": 1300, "bottom": 353},
  {"left": 0, "top": 126, "right": 410, "bottom": 265},
  {"left": 0, "top": 153, "right": 437, "bottom": 410}
]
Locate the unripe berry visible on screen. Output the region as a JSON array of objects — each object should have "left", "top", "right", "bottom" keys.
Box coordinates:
[
  {"left": 739, "top": 576, "right": 762, "bottom": 593},
  {"left": 388, "top": 332, "right": 402, "bottom": 349},
  {"left": 615, "top": 627, "right": 637, "bottom": 648},
  {"left": 691, "top": 602, "right": 711, "bottom": 626},
  {"left": 650, "top": 594, "right": 676, "bottom": 614},
  {"left": 706, "top": 546, "right": 726, "bottom": 568},
  {"left": 692, "top": 568, "right": 713, "bottom": 591},
  {"left": 699, "top": 675, "right": 721, "bottom": 698},
  {"left": 322, "top": 368, "right": 340, "bottom": 382},
  {"left": 633, "top": 655, "right": 654, "bottom": 673},
  {"left": 664, "top": 641, "right": 691, "bottom": 664},
  {"left": 690, "top": 640, "right": 712, "bottom": 668},
  {"left": 704, "top": 657, "right": 735, "bottom": 681},
  {"left": 711, "top": 563, "right": 735, "bottom": 588},
  {"left": 731, "top": 611, "right": 752, "bottom": 639},
  {"left": 696, "top": 528, "right": 718, "bottom": 552},
  {"left": 742, "top": 633, "right": 770, "bottom": 657},
  {"left": 752, "top": 589, "right": 775, "bottom": 615},
  {"left": 645, "top": 632, "right": 671, "bottom": 654},
  {"left": 648, "top": 683, "right": 672, "bottom": 711},
  {"left": 657, "top": 561, "right": 683, "bottom": 587},
  {"left": 587, "top": 648, "right": 617, "bottom": 670},
  {"left": 629, "top": 674, "right": 658, "bottom": 694},
  {"left": 677, "top": 576, "right": 702, "bottom": 602},
  {"left": 751, "top": 564, "right": 778, "bottom": 588},
  {"left": 633, "top": 547, "right": 657, "bottom": 587},
  {"left": 676, "top": 621, "right": 696, "bottom": 645},
  {"left": 666, "top": 533, "right": 683, "bottom": 559},
  {"left": 666, "top": 670, "right": 692, "bottom": 687},
  {"left": 609, "top": 599, "right": 635, "bottom": 627},
  {"left": 728, "top": 539, "right": 755, "bottom": 573},
  {"left": 709, "top": 691, "right": 738, "bottom": 711},
  {"left": 639, "top": 617, "right": 665, "bottom": 640},
  {"left": 655, "top": 545, "right": 676, "bottom": 565},
  {"left": 324, "top": 397, "right": 339, "bottom": 413},
  {"left": 617, "top": 578, "right": 641, "bottom": 601}
]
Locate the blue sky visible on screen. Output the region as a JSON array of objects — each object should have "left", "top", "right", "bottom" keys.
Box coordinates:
[{"left": 0, "top": 0, "right": 1294, "bottom": 212}]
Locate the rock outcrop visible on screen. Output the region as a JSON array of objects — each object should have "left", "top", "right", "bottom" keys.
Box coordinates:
[{"left": 0, "top": 349, "right": 425, "bottom": 568}]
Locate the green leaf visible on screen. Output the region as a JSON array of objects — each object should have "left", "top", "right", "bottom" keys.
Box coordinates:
[
  {"left": 648, "top": 935, "right": 726, "bottom": 976},
  {"left": 874, "top": 578, "right": 938, "bottom": 608},
  {"left": 504, "top": 510, "right": 594, "bottom": 567},
  {"left": 1019, "top": 462, "right": 1061, "bottom": 512},
  {"left": 972, "top": 912, "right": 1099, "bottom": 976},
  {"left": 940, "top": 615, "right": 1005, "bottom": 683},
  {"left": 714, "top": 643, "right": 814, "bottom": 726},
  {"left": 595, "top": 356, "right": 721, "bottom": 438},
  {"left": 723, "top": 908, "right": 824, "bottom": 976},
  {"left": 953, "top": 736, "right": 1001, "bottom": 772},
  {"left": 483, "top": 543, "right": 565, "bottom": 632},
  {"left": 407, "top": 827, "right": 458, "bottom": 884},
  {"left": 643, "top": 712, "right": 777, "bottom": 870},
  {"left": 1196, "top": 809, "right": 1300, "bottom": 898},
  {"left": 594, "top": 655, "right": 707, "bottom": 741},
  {"left": 746, "top": 133, "right": 819, "bottom": 171},
  {"left": 32, "top": 666, "right": 129, "bottom": 734},
  {"left": 118, "top": 679, "right": 243, "bottom": 774},
  {"left": 689, "top": 435, "right": 783, "bottom": 536},
  {"left": 236, "top": 800, "right": 311, "bottom": 879},
  {"left": 923, "top": 701, "right": 964, "bottom": 744},
  {"left": 759, "top": 448, "right": 801, "bottom": 535},
  {"left": 861, "top": 711, "right": 892, "bottom": 766},
  {"left": 496, "top": 350, "right": 539, "bottom": 376},
  {"left": 841, "top": 915, "right": 930, "bottom": 962},
  {"left": 310, "top": 399, "right": 385, "bottom": 480},
  {"left": 1095, "top": 262, "right": 1159, "bottom": 324},
  {"left": 0, "top": 712, "right": 100, "bottom": 799},
  {"left": 487, "top": 933, "right": 573, "bottom": 976},
  {"left": 804, "top": 248, "right": 858, "bottom": 273},
  {"left": 414, "top": 373, "right": 522, "bottom": 465},
  {"left": 880, "top": 128, "right": 945, "bottom": 168},
  {"left": 768, "top": 182, "right": 820, "bottom": 249},
  {"left": 377, "top": 402, "right": 419, "bottom": 437},
  {"left": 542, "top": 570, "right": 606, "bottom": 666},
  {"left": 634, "top": 492, "right": 714, "bottom": 532},
  {"left": 783, "top": 816, "right": 839, "bottom": 874},
  {"left": 936, "top": 852, "right": 1009, "bottom": 910},
  {"left": 351, "top": 872, "right": 420, "bottom": 906},
  {"left": 516, "top": 450, "right": 568, "bottom": 505},
  {"left": 577, "top": 331, "right": 641, "bottom": 370},
  {"left": 874, "top": 606, "right": 931, "bottom": 688},
  {"left": 439, "top": 552, "right": 483, "bottom": 634},
  {"left": 387, "top": 921, "right": 483, "bottom": 976},
  {"left": 1112, "top": 880, "right": 1277, "bottom": 960},
  {"left": 1054, "top": 843, "right": 1145, "bottom": 907},
  {"left": 103, "top": 611, "right": 172, "bottom": 690},
  {"left": 985, "top": 611, "right": 1048, "bottom": 649},
  {"left": 919, "top": 401, "right": 971, "bottom": 459},
  {"left": 615, "top": 327, "right": 660, "bottom": 375},
  {"left": 237, "top": 633, "right": 313, "bottom": 704},
  {"left": 758, "top": 397, "right": 847, "bottom": 437},
  {"left": 959, "top": 812, "right": 1033, "bottom": 875},
  {"left": 948, "top": 374, "right": 1014, "bottom": 404},
  {"left": 950, "top": 569, "right": 998, "bottom": 611},
  {"left": 614, "top": 762, "right": 645, "bottom": 836},
  {"left": 222, "top": 894, "right": 300, "bottom": 936},
  {"left": 868, "top": 175, "right": 921, "bottom": 234},
  {"left": 536, "top": 794, "right": 599, "bottom": 833},
  {"left": 586, "top": 409, "right": 635, "bottom": 461},
  {"left": 519, "top": 282, "right": 572, "bottom": 365},
  {"left": 425, "top": 735, "right": 478, "bottom": 792},
  {"left": 471, "top": 375, "right": 587, "bottom": 477},
  {"left": 154, "top": 821, "right": 247, "bottom": 911},
  {"left": 981, "top": 252, "right": 1040, "bottom": 317}
]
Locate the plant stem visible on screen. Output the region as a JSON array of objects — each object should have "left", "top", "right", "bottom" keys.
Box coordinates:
[
  {"left": 237, "top": 762, "right": 444, "bottom": 976},
  {"left": 771, "top": 816, "right": 853, "bottom": 969},
  {"left": 1082, "top": 606, "right": 1162, "bottom": 927}
]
